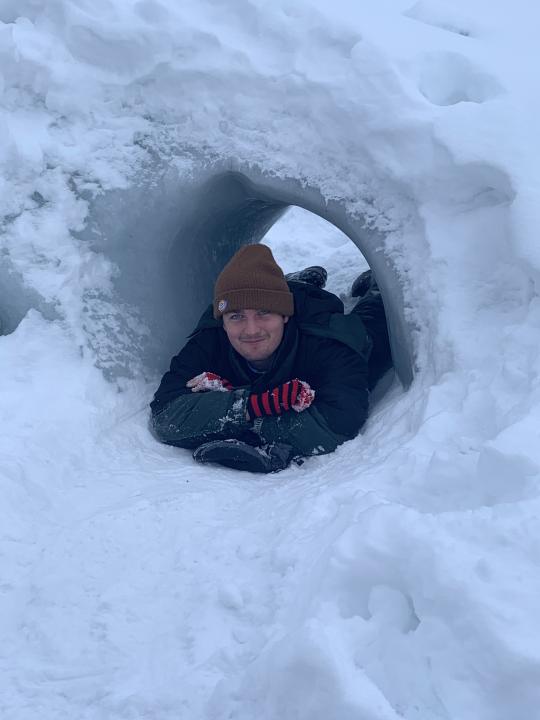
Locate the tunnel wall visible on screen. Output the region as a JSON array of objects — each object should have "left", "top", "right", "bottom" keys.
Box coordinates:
[{"left": 78, "top": 159, "right": 415, "bottom": 386}]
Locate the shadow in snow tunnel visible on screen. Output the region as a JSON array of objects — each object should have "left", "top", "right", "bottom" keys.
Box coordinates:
[
  {"left": 76, "top": 167, "right": 414, "bottom": 388},
  {"left": 0, "top": 262, "right": 59, "bottom": 337}
]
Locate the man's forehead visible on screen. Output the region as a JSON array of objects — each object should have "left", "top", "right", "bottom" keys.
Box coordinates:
[{"left": 225, "top": 308, "right": 264, "bottom": 313}]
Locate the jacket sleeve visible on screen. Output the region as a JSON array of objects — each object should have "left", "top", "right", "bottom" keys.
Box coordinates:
[
  {"left": 255, "top": 338, "right": 369, "bottom": 457},
  {"left": 150, "top": 335, "right": 250, "bottom": 449}
]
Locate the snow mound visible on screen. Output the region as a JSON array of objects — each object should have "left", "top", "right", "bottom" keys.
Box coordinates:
[{"left": 2, "top": 1, "right": 540, "bottom": 718}]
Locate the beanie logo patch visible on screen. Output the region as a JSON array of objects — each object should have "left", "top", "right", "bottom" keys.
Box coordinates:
[{"left": 218, "top": 299, "right": 228, "bottom": 312}]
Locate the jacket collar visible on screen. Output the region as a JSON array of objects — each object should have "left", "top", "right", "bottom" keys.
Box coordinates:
[{"left": 226, "top": 316, "right": 299, "bottom": 390}]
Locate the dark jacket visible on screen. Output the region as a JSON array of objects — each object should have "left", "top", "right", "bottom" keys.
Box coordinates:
[{"left": 150, "top": 282, "right": 372, "bottom": 458}]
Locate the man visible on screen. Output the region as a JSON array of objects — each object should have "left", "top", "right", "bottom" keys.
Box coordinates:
[{"left": 150, "top": 243, "right": 392, "bottom": 473}]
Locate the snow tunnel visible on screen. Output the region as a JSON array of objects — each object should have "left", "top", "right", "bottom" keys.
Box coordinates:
[{"left": 77, "top": 160, "right": 415, "bottom": 387}]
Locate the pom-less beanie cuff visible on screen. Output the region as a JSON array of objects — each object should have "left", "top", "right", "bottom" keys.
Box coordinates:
[{"left": 213, "top": 287, "right": 294, "bottom": 318}]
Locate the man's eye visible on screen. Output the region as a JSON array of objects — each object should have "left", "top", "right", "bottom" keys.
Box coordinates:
[
  {"left": 257, "top": 310, "right": 270, "bottom": 317},
  {"left": 229, "top": 314, "right": 243, "bottom": 321}
]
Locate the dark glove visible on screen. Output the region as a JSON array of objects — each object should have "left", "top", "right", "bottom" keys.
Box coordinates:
[
  {"left": 247, "top": 379, "right": 315, "bottom": 420},
  {"left": 186, "top": 372, "right": 233, "bottom": 392}
]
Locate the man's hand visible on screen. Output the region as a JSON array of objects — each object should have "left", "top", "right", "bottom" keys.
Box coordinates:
[
  {"left": 248, "top": 379, "right": 315, "bottom": 420},
  {"left": 186, "top": 372, "right": 233, "bottom": 393},
  {"left": 292, "top": 381, "right": 316, "bottom": 412}
]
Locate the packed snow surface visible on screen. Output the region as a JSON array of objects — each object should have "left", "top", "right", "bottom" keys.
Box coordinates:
[{"left": 2, "top": 0, "right": 540, "bottom": 718}]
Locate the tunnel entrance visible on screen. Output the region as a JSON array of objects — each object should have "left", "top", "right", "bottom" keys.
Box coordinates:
[
  {"left": 262, "top": 204, "right": 370, "bottom": 307},
  {"left": 263, "top": 204, "right": 395, "bottom": 398},
  {"left": 166, "top": 170, "right": 413, "bottom": 387},
  {"left": 79, "top": 165, "right": 415, "bottom": 386}
]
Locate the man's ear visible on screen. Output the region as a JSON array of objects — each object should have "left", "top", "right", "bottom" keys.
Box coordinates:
[{"left": 284, "top": 316, "right": 289, "bottom": 324}]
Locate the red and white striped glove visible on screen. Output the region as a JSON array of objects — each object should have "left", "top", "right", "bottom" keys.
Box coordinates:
[
  {"left": 186, "top": 372, "right": 233, "bottom": 393},
  {"left": 247, "top": 379, "right": 315, "bottom": 420}
]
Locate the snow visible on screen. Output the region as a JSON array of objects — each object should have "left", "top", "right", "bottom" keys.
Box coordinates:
[{"left": 2, "top": 1, "right": 540, "bottom": 718}]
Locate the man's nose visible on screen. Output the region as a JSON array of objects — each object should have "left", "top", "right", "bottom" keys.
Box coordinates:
[{"left": 244, "top": 316, "right": 262, "bottom": 335}]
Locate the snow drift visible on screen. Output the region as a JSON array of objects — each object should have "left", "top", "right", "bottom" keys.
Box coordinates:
[{"left": 1, "top": 1, "right": 540, "bottom": 718}]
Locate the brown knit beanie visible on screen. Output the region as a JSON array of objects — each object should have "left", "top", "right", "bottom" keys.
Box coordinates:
[{"left": 213, "top": 244, "right": 294, "bottom": 319}]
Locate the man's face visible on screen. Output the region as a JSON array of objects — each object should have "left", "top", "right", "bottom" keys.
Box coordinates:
[{"left": 222, "top": 309, "right": 288, "bottom": 363}]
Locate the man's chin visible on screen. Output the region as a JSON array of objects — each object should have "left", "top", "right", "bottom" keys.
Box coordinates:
[
  {"left": 238, "top": 344, "right": 271, "bottom": 362},
  {"left": 242, "top": 350, "right": 270, "bottom": 362}
]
